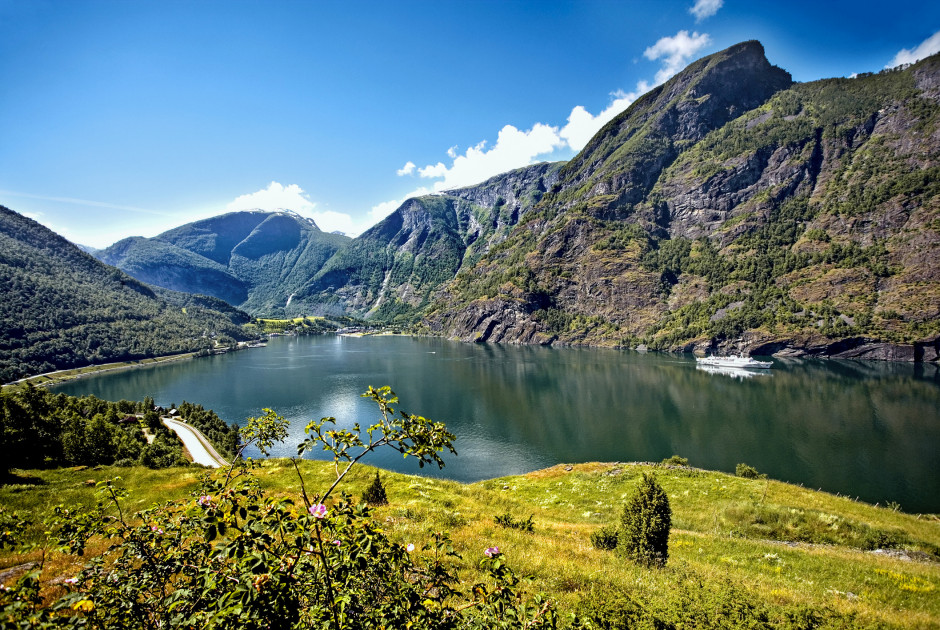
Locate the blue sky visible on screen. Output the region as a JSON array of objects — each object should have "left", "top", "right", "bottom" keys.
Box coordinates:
[{"left": 1, "top": 0, "right": 938, "bottom": 247}]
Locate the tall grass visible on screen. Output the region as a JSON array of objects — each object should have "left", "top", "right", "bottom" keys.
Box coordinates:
[{"left": 2, "top": 460, "right": 938, "bottom": 627}]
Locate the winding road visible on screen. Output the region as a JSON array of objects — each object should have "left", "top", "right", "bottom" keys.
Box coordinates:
[{"left": 162, "top": 417, "right": 229, "bottom": 468}]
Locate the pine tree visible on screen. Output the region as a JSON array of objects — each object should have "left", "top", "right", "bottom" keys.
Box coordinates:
[
  {"left": 619, "top": 472, "right": 671, "bottom": 567},
  {"left": 362, "top": 470, "right": 388, "bottom": 505}
]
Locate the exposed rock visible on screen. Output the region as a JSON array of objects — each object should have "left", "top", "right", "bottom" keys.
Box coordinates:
[{"left": 427, "top": 44, "right": 940, "bottom": 361}]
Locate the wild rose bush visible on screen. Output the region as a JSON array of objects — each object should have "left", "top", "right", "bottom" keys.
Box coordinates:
[{"left": 0, "top": 387, "right": 561, "bottom": 629}]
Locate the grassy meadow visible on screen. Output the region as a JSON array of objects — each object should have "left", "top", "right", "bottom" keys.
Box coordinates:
[{"left": 2, "top": 460, "right": 938, "bottom": 628}]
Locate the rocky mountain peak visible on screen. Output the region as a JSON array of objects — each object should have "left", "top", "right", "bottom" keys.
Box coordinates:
[{"left": 557, "top": 41, "right": 793, "bottom": 215}]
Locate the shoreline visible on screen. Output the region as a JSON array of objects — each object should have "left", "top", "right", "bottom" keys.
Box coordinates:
[{"left": 4, "top": 352, "right": 199, "bottom": 390}]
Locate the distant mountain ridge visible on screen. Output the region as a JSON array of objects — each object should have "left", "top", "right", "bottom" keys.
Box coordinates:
[
  {"left": 96, "top": 210, "right": 350, "bottom": 316},
  {"left": 289, "top": 162, "right": 563, "bottom": 321}
]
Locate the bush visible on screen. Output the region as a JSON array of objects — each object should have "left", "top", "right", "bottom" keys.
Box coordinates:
[
  {"left": 0, "top": 387, "right": 560, "bottom": 629},
  {"left": 494, "top": 512, "right": 534, "bottom": 532},
  {"left": 661, "top": 454, "right": 688, "bottom": 466},
  {"left": 735, "top": 463, "right": 764, "bottom": 479},
  {"left": 362, "top": 470, "right": 388, "bottom": 505},
  {"left": 618, "top": 472, "right": 671, "bottom": 568},
  {"left": 590, "top": 525, "right": 619, "bottom": 550}
]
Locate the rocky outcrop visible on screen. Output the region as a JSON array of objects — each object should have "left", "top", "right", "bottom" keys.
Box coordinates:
[
  {"left": 428, "top": 297, "right": 555, "bottom": 345},
  {"left": 556, "top": 40, "right": 793, "bottom": 218}
]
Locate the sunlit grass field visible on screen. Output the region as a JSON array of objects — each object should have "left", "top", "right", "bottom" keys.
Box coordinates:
[{"left": 2, "top": 460, "right": 938, "bottom": 627}]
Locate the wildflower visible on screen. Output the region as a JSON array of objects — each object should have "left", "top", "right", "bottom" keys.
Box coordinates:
[
  {"left": 332, "top": 540, "right": 342, "bottom": 546},
  {"left": 406, "top": 543, "right": 415, "bottom": 553},
  {"left": 72, "top": 599, "right": 95, "bottom": 612},
  {"left": 151, "top": 525, "right": 164, "bottom": 534},
  {"left": 484, "top": 546, "right": 499, "bottom": 558},
  {"left": 309, "top": 503, "right": 328, "bottom": 519},
  {"left": 198, "top": 495, "right": 211, "bottom": 507},
  {"left": 64, "top": 577, "right": 78, "bottom": 585}
]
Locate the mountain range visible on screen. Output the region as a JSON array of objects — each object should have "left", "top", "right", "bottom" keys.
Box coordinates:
[{"left": 3, "top": 40, "right": 938, "bottom": 378}]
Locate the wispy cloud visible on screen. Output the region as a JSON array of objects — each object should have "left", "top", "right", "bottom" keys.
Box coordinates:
[
  {"left": 886, "top": 30, "right": 940, "bottom": 68},
  {"left": 689, "top": 0, "right": 722, "bottom": 21},
  {"left": 0, "top": 189, "right": 172, "bottom": 216}
]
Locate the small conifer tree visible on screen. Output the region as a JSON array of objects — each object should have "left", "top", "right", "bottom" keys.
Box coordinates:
[
  {"left": 362, "top": 469, "right": 388, "bottom": 505},
  {"left": 619, "top": 472, "right": 671, "bottom": 567}
]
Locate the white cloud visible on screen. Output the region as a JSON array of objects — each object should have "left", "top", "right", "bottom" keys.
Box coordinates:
[
  {"left": 307, "top": 210, "right": 357, "bottom": 235},
  {"left": 227, "top": 181, "right": 317, "bottom": 214},
  {"left": 396, "top": 161, "right": 416, "bottom": 176},
  {"left": 418, "top": 162, "right": 451, "bottom": 178},
  {"left": 559, "top": 84, "right": 650, "bottom": 149},
  {"left": 228, "top": 181, "right": 365, "bottom": 236},
  {"left": 418, "top": 123, "right": 566, "bottom": 192},
  {"left": 886, "top": 30, "right": 940, "bottom": 68},
  {"left": 366, "top": 186, "right": 434, "bottom": 227},
  {"left": 644, "top": 30, "right": 712, "bottom": 85},
  {"left": 689, "top": 0, "right": 722, "bottom": 21},
  {"left": 382, "top": 29, "right": 713, "bottom": 222}
]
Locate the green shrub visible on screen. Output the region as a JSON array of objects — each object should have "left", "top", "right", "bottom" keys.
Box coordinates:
[
  {"left": 494, "top": 512, "right": 534, "bottom": 532},
  {"left": 618, "top": 472, "right": 671, "bottom": 567},
  {"left": 661, "top": 454, "right": 689, "bottom": 466},
  {"left": 362, "top": 470, "right": 388, "bottom": 506},
  {"left": 590, "top": 524, "right": 619, "bottom": 550},
  {"left": 735, "top": 463, "right": 764, "bottom": 479}
]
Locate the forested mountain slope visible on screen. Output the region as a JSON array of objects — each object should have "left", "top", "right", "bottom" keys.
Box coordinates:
[
  {"left": 425, "top": 41, "right": 940, "bottom": 360},
  {"left": 96, "top": 210, "right": 350, "bottom": 316},
  {"left": 0, "top": 205, "right": 251, "bottom": 383}
]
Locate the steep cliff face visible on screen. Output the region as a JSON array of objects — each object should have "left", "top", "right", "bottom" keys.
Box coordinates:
[
  {"left": 294, "top": 196, "right": 468, "bottom": 319},
  {"left": 554, "top": 41, "right": 792, "bottom": 219},
  {"left": 447, "top": 161, "right": 563, "bottom": 265},
  {"left": 426, "top": 44, "right": 940, "bottom": 359},
  {"left": 291, "top": 162, "right": 563, "bottom": 320}
]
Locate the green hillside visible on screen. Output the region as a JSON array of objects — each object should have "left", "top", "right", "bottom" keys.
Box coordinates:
[
  {"left": 0, "top": 205, "right": 251, "bottom": 384},
  {"left": 2, "top": 459, "right": 937, "bottom": 627},
  {"left": 1, "top": 381, "right": 936, "bottom": 627}
]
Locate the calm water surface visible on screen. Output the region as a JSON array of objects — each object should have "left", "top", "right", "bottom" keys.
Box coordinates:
[{"left": 51, "top": 335, "right": 940, "bottom": 513}]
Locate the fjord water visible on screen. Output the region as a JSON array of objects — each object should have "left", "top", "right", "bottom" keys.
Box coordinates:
[{"left": 51, "top": 335, "right": 940, "bottom": 513}]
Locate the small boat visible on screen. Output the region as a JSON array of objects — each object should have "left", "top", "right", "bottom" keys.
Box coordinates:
[{"left": 695, "top": 354, "right": 772, "bottom": 369}]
